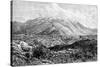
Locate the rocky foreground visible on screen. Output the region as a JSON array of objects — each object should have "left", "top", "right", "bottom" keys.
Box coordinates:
[{"left": 11, "top": 33, "right": 97, "bottom": 66}]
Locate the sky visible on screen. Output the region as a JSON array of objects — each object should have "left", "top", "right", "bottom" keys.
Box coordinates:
[{"left": 12, "top": 0, "right": 98, "bottom": 29}]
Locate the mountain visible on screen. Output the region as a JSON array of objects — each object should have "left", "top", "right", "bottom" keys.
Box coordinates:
[
  {"left": 11, "top": 21, "right": 24, "bottom": 34},
  {"left": 11, "top": 17, "right": 97, "bottom": 37},
  {"left": 48, "top": 18, "right": 97, "bottom": 36}
]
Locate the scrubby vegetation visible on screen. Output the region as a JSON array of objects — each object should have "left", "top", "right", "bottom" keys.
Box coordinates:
[{"left": 11, "top": 33, "right": 97, "bottom": 66}]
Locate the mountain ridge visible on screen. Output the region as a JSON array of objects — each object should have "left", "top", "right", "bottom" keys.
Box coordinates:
[{"left": 12, "top": 17, "right": 97, "bottom": 37}]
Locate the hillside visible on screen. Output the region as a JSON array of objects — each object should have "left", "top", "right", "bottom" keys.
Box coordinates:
[
  {"left": 11, "top": 17, "right": 97, "bottom": 66},
  {"left": 12, "top": 17, "right": 97, "bottom": 36}
]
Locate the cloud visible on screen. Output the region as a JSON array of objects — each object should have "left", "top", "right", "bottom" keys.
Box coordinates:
[{"left": 13, "top": 1, "right": 97, "bottom": 28}]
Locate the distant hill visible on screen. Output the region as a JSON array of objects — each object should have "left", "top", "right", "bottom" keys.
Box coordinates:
[{"left": 11, "top": 17, "right": 97, "bottom": 37}]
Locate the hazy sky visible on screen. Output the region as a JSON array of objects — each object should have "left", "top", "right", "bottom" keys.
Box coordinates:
[{"left": 12, "top": 0, "right": 98, "bottom": 29}]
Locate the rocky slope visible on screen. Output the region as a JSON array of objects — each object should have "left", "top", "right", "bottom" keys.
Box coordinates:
[{"left": 12, "top": 17, "right": 97, "bottom": 37}]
